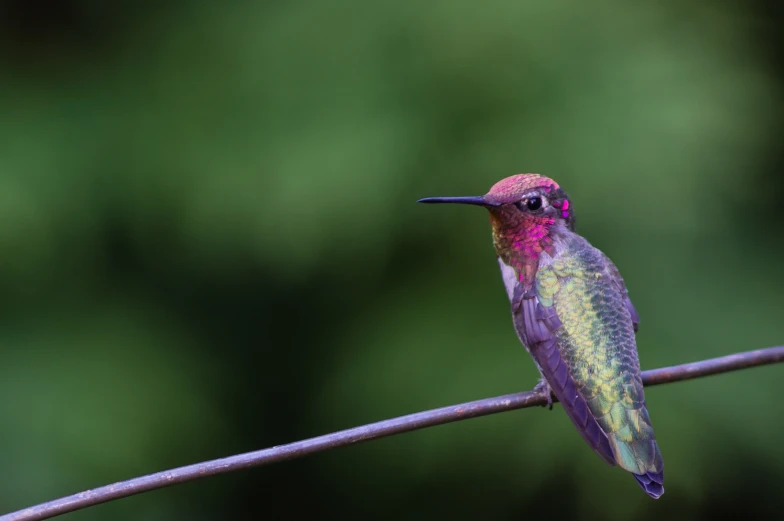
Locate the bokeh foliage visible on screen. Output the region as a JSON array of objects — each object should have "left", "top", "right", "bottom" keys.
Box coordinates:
[{"left": 0, "top": 1, "right": 783, "bottom": 520}]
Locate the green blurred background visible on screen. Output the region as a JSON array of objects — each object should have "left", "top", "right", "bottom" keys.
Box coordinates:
[{"left": 1, "top": 1, "right": 783, "bottom": 520}]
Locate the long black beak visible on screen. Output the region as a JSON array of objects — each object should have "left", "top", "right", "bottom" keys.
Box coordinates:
[{"left": 417, "top": 196, "right": 499, "bottom": 207}]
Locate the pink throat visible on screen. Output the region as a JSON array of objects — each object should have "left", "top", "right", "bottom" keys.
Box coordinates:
[{"left": 494, "top": 217, "right": 556, "bottom": 284}]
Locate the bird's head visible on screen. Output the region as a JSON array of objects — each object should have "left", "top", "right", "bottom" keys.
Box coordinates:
[
  {"left": 419, "top": 173, "right": 575, "bottom": 281},
  {"left": 419, "top": 172, "right": 574, "bottom": 240}
]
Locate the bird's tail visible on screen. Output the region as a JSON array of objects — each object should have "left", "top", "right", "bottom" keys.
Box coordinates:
[
  {"left": 633, "top": 469, "right": 664, "bottom": 499},
  {"left": 604, "top": 405, "right": 665, "bottom": 499}
]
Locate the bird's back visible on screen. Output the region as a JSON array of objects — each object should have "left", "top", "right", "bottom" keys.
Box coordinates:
[{"left": 536, "top": 234, "right": 664, "bottom": 484}]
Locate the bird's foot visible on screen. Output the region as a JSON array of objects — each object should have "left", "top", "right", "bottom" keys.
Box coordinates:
[{"left": 533, "top": 378, "right": 553, "bottom": 410}]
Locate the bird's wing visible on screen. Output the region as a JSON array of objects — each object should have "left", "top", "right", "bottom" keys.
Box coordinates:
[
  {"left": 599, "top": 251, "right": 640, "bottom": 332},
  {"left": 498, "top": 257, "right": 617, "bottom": 466},
  {"left": 499, "top": 247, "right": 663, "bottom": 477},
  {"left": 529, "top": 247, "right": 662, "bottom": 478}
]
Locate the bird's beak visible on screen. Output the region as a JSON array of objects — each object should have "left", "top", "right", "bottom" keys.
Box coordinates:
[{"left": 417, "top": 196, "right": 499, "bottom": 207}]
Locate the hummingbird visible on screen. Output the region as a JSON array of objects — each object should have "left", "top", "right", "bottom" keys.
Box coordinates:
[{"left": 418, "top": 173, "right": 664, "bottom": 498}]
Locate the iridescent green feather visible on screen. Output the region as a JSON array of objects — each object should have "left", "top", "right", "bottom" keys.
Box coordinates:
[{"left": 536, "top": 235, "right": 663, "bottom": 475}]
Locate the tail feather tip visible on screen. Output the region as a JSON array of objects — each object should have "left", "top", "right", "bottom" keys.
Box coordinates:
[{"left": 633, "top": 470, "right": 664, "bottom": 499}]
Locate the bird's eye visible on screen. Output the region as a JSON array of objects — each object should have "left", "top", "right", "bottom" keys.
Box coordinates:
[
  {"left": 526, "top": 196, "right": 542, "bottom": 211},
  {"left": 514, "top": 194, "right": 547, "bottom": 212}
]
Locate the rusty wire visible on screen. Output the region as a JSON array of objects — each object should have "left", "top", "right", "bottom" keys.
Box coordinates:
[{"left": 3, "top": 345, "right": 784, "bottom": 521}]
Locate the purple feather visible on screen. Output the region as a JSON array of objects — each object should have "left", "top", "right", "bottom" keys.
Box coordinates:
[
  {"left": 516, "top": 297, "right": 617, "bottom": 466},
  {"left": 633, "top": 469, "right": 665, "bottom": 499}
]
